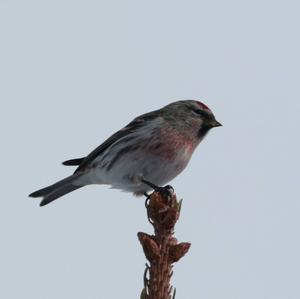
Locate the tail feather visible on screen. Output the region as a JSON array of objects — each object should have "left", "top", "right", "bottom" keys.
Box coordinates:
[
  {"left": 29, "top": 174, "right": 83, "bottom": 206},
  {"left": 39, "top": 184, "right": 82, "bottom": 206}
]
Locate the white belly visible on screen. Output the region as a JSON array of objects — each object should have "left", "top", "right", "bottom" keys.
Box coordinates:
[{"left": 79, "top": 147, "right": 192, "bottom": 194}]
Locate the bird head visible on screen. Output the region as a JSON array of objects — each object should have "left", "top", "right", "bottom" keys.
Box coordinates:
[{"left": 162, "top": 100, "right": 222, "bottom": 139}]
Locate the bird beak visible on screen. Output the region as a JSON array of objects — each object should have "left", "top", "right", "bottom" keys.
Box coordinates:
[{"left": 210, "top": 119, "right": 222, "bottom": 127}]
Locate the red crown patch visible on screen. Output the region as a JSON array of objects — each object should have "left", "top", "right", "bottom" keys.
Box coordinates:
[{"left": 196, "top": 101, "right": 211, "bottom": 111}]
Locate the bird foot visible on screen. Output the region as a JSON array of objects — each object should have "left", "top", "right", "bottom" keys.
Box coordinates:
[
  {"left": 142, "top": 179, "right": 174, "bottom": 200},
  {"left": 155, "top": 185, "right": 174, "bottom": 200},
  {"left": 143, "top": 184, "right": 174, "bottom": 224}
]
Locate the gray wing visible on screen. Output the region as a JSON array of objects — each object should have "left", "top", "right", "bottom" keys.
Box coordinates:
[{"left": 71, "top": 110, "right": 160, "bottom": 173}]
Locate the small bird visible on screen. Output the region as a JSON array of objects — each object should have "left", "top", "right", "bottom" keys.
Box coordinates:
[{"left": 29, "top": 100, "right": 222, "bottom": 206}]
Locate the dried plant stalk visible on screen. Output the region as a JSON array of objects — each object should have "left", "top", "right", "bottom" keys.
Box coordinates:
[{"left": 138, "top": 189, "right": 191, "bottom": 299}]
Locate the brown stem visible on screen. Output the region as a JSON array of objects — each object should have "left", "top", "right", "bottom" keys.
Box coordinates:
[{"left": 138, "top": 189, "right": 191, "bottom": 299}]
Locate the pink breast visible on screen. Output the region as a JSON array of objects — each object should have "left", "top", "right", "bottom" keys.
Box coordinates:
[{"left": 150, "top": 129, "right": 195, "bottom": 162}]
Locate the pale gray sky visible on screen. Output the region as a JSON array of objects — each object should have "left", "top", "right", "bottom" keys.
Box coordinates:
[{"left": 1, "top": 1, "right": 299, "bottom": 298}]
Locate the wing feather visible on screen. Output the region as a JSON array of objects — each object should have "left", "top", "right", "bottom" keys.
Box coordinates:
[
  {"left": 74, "top": 110, "right": 160, "bottom": 173},
  {"left": 62, "top": 158, "right": 85, "bottom": 166}
]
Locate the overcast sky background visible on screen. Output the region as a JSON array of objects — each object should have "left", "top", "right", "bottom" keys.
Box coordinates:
[{"left": 1, "top": 1, "right": 299, "bottom": 298}]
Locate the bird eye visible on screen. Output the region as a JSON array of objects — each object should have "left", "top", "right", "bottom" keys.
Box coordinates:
[{"left": 192, "top": 109, "right": 206, "bottom": 116}]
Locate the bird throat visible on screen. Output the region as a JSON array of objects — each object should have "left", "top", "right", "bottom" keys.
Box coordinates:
[{"left": 198, "top": 125, "right": 211, "bottom": 139}]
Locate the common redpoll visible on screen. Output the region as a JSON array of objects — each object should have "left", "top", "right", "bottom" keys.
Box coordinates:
[{"left": 29, "top": 100, "right": 222, "bottom": 206}]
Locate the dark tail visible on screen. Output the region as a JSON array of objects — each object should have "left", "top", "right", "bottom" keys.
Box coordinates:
[{"left": 29, "top": 174, "right": 83, "bottom": 207}]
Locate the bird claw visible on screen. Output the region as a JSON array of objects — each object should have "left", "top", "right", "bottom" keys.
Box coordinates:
[
  {"left": 155, "top": 185, "right": 174, "bottom": 200},
  {"left": 142, "top": 179, "right": 174, "bottom": 200}
]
